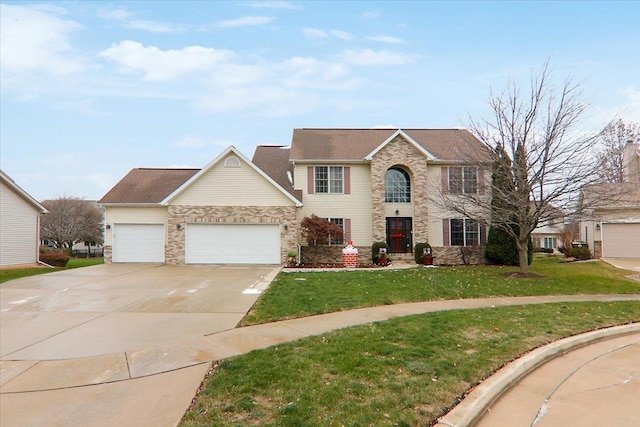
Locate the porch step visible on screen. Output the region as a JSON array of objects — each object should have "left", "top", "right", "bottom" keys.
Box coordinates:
[{"left": 389, "top": 253, "right": 415, "bottom": 263}]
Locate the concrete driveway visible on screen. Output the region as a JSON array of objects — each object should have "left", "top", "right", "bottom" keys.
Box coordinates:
[
  {"left": 1, "top": 263, "right": 279, "bottom": 427},
  {"left": 602, "top": 258, "right": 640, "bottom": 273},
  {"left": 1, "top": 263, "right": 278, "bottom": 361}
]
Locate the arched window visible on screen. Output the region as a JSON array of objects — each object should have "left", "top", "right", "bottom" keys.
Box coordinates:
[{"left": 385, "top": 167, "right": 411, "bottom": 202}]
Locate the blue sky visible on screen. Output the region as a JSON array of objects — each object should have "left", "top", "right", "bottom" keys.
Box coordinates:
[{"left": 1, "top": 1, "right": 639, "bottom": 201}]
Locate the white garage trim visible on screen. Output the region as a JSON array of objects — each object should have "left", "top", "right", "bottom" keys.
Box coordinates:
[
  {"left": 113, "top": 224, "right": 165, "bottom": 263},
  {"left": 602, "top": 222, "right": 640, "bottom": 258},
  {"left": 186, "top": 223, "right": 280, "bottom": 264}
]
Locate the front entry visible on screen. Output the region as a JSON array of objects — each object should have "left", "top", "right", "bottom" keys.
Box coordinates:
[{"left": 386, "top": 217, "right": 412, "bottom": 253}]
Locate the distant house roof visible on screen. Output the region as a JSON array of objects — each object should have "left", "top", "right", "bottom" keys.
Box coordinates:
[
  {"left": 289, "top": 128, "right": 489, "bottom": 162},
  {"left": 98, "top": 168, "right": 199, "bottom": 204},
  {"left": 0, "top": 170, "right": 48, "bottom": 213},
  {"left": 581, "top": 182, "right": 640, "bottom": 210},
  {"left": 251, "top": 145, "right": 300, "bottom": 198}
]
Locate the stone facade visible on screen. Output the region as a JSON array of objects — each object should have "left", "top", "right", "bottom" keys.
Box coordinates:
[
  {"left": 300, "top": 245, "right": 372, "bottom": 266},
  {"left": 370, "top": 136, "right": 430, "bottom": 245},
  {"left": 104, "top": 245, "right": 113, "bottom": 263},
  {"left": 167, "top": 205, "right": 297, "bottom": 264},
  {"left": 432, "top": 246, "right": 486, "bottom": 265}
]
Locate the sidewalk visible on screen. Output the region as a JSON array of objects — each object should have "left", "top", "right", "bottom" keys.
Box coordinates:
[{"left": 2, "top": 293, "right": 639, "bottom": 426}]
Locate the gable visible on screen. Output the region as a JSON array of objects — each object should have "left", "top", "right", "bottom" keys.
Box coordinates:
[{"left": 169, "top": 152, "right": 297, "bottom": 207}]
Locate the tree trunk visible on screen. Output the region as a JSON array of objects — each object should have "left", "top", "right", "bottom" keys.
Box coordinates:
[{"left": 517, "top": 240, "right": 530, "bottom": 274}]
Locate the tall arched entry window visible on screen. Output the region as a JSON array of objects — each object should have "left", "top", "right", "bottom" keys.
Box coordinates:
[{"left": 385, "top": 167, "right": 411, "bottom": 203}]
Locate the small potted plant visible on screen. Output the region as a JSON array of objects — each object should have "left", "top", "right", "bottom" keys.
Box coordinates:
[{"left": 287, "top": 250, "right": 298, "bottom": 268}]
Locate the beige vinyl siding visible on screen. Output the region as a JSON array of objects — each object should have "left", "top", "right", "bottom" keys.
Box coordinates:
[
  {"left": 0, "top": 180, "right": 40, "bottom": 266},
  {"left": 297, "top": 163, "right": 373, "bottom": 245},
  {"left": 425, "top": 165, "right": 491, "bottom": 247},
  {"left": 104, "top": 206, "right": 168, "bottom": 246},
  {"left": 172, "top": 154, "right": 294, "bottom": 207}
]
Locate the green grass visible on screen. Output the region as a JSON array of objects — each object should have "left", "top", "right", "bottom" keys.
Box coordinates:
[
  {"left": 182, "top": 301, "right": 640, "bottom": 427},
  {"left": 242, "top": 257, "right": 639, "bottom": 325},
  {"left": 0, "top": 257, "right": 104, "bottom": 283}
]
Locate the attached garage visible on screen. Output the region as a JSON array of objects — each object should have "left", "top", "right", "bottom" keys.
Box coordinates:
[
  {"left": 601, "top": 223, "right": 640, "bottom": 258},
  {"left": 112, "top": 224, "right": 165, "bottom": 263},
  {"left": 185, "top": 223, "right": 280, "bottom": 264}
]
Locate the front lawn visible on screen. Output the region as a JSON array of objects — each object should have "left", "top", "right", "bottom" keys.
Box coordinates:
[
  {"left": 0, "top": 257, "right": 104, "bottom": 283},
  {"left": 182, "top": 301, "right": 640, "bottom": 427},
  {"left": 242, "top": 257, "right": 639, "bottom": 325}
]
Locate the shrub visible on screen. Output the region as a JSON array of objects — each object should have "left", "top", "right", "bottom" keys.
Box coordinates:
[
  {"left": 414, "top": 242, "right": 432, "bottom": 264},
  {"left": 371, "top": 241, "right": 390, "bottom": 263},
  {"left": 534, "top": 247, "right": 554, "bottom": 253},
  {"left": 568, "top": 246, "right": 591, "bottom": 260},
  {"left": 485, "top": 226, "right": 533, "bottom": 266},
  {"left": 39, "top": 251, "right": 70, "bottom": 267}
]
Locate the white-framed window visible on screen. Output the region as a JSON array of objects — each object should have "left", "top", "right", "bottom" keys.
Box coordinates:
[
  {"left": 315, "top": 166, "right": 343, "bottom": 194},
  {"left": 328, "top": 218, "right": 344, "bottom": 245},
  {"left": 449, "top": 167, "right": 478, "bottom": 194},
  {"left": 385, "top": 167, "right": 411, "bottom": 202},
  {"left": 543, "top": 237, "right": 556, "bottom": 249},
  {"left": 450, "top": 219, "right": 480, "bottom": 246}
]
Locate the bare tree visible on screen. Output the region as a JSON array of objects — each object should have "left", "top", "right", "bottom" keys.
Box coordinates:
[
  {"left": 595, "top": 119, "right": 640, "bottom": 183},
  {"left": 41, "top": 196, "right": 103, "bottom": 253},
  {"left": 438, "top": 62, "right": 605, "bottom": 274}
]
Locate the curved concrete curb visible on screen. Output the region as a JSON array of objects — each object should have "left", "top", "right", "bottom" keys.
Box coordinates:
[{"left": 435, "top": 322, "right": 640, "bottom": 427}]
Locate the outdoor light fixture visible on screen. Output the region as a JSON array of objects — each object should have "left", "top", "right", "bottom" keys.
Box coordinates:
[
  {"left": 284, "top": 224, "right": 289, "bottom": 231},
  {"left": 596, "top": 223, "right": 601, "bottom": 231},
  {"left": 395, "top": 209, "right": 400, "bottom": 216},
  {"left": 106, "top": 224, "right": 111, "bottom": 229},
  {"left": 177, "top": 223, "right": 184, "bottom": 230}
]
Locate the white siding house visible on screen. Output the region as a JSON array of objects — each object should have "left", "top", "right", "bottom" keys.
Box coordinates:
[{"left": 0, "top": 171, "right": 48, "bottom": 267}]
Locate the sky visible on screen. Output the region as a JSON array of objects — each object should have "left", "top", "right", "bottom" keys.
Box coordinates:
[{"left": 1, "top": 1, "right": 639, "bottom": 201}]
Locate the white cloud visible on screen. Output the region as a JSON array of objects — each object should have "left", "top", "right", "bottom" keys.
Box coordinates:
[
  {"left": 97, "top": 8, "right": 132, "bottom": 20},
  {"left": 303, "top": 28, "right": 354, "bottom": 41},
  {"left": 302, "top": 27, "right": 328, "bottom": 39},
  {"left": 367, "top": 35, "right": 405, "bottom": 44},
  {"left": 363, "top": 9, "right": 382, "bottom": 18},
  {"left": 124, "top": 19, "right": 186, "bottom": 33},
  {"left": 279, "top": 57, "right": 358, "bottom": 90},
  {"left": 98, "top": 7, "right": 185, "bottom": 33},
  {"left": 99, "top": 41, "right": 236, "bottom": 81},
  {"left": 330, "top": 29, "right": 353, "bottom": 40},
  {"left": 194, "top": 85, "right": 318, "bottom": 117},
  {"left": 214, "top": 16, "right": 274, "bottom": 29},
  {"left": 0, "top": 4, "right": 86, "bottom": 76},
  {"left": 250, "top": 1, "right": 300, "bottom": 9},
  {"left": 340, "top": 49, "right": 418, "bottom": 66}
]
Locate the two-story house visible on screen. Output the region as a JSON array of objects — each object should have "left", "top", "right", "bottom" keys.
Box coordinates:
[
  {"left": 99, "top": 128, "right": 491, "bottom": 265},
  {"left": 580, "top": 141, "right": 640, "bottom": 258}
]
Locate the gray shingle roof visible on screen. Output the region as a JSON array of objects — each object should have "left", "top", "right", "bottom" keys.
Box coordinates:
[
  {"left": 289, "top": 128, "right": 489, "bottom": 162},
  {"left": 98, "top": 168, "right": 199, "bottom": 204}
]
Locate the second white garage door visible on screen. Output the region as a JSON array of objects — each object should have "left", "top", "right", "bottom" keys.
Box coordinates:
[
  {"left": 185, "top": 223, "right": 280, "bottom": 264},
  {"left": 602, "top": 223, "right": 640, "bottom": 258}
]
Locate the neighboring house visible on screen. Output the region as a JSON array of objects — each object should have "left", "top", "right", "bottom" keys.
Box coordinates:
[
  {"left": 580, "top": 141, "right": 640, "bottom": 258},
  {"left": 0, "top": 170, "right": 48, "bottom": 267},
  {"left": 531, "top": 205, "right": 565, "bottom": 252},
  {"left": 99, "top": 129, "right": 490, "bottom": 265}
]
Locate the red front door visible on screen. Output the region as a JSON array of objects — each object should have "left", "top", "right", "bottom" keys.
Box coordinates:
[{"left": 386, "top": 217, "right": 412, "bottom": 253}]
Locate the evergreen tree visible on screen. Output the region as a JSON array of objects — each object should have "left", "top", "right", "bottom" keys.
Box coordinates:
[{"left": 485, "top": 146, "right": 532, "bottom": 265}]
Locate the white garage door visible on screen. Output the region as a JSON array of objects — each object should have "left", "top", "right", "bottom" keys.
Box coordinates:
[
  {"left": 602, "top": 223, "right": 640, "bottom": 258},
  {"left": 113, "top": 224, "right": 165, "bottom": 263},
  {"left": 186, "top": 223, "right": 280, "bottom": 264}
]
